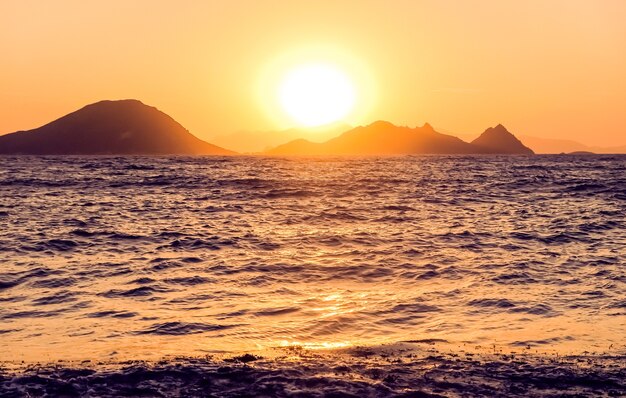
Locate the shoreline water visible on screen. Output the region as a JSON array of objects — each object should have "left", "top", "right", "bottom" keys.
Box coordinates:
[
  {"left": 1, "top": 336, "right": 624, "bottom": 364},
  {"left": 2, "top": 344, "right": 624, "bottom": 397}
]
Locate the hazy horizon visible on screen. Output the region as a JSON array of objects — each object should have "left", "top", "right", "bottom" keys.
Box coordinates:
[
  {"left": 2, "top": 0, "right": 626, "bottom": 149},
  {"left": 2, "top": 100, "right": 625, "bottom": 154}
]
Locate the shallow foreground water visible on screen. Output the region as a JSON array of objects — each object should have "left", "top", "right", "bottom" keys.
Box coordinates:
[
  {"left": 0, "top": 155, "right": 624, "bottom": 396},
  {"left": 1, "top": 344, "right": 625, "bottom": 397}
]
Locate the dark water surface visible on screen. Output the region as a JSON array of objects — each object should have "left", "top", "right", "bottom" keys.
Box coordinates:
[{"left": 0, "top": 155, "right": 624, "bottom": 365}]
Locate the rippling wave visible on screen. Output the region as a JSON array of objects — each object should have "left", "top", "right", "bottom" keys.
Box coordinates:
[{"left": 0, "top": 155, "right": 624, "bottom": 363}]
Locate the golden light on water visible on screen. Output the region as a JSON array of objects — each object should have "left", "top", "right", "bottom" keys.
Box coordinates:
[
  {"left": 278, "top": 340, "right": 353, "bottom": 350},
  {"left": 309, "top": 292, "right": 368, "bottom": 318}
]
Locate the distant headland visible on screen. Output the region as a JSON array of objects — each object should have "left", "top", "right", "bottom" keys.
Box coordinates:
[{"left": 0, "top": 99, "right": 535, "bottom": 156}]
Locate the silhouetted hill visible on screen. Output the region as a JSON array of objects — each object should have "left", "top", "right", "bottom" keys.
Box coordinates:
[
  {"left": 210, "top": 122, "right": 351, "bottom": 153},
  {"left": 471, "top": 124, "right": 534, "bottom": 154},
  {"left": 266, "top": 121, "right": 533, "bottom": 155},
  {"left": 0, "top": 100, "right": 235, "bottom": 155},
  {"left": 519, "top": 135, "right": 626, "bottom": 154}
]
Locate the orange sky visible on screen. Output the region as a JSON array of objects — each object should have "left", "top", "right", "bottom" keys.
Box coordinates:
[{"left": 1, "top": 0, "right": 625, "bottom": 147}]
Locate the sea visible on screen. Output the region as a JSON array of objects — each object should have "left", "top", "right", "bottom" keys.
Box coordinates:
[{"left": 0, "top": 155, "right": 625, "bottom": 397}]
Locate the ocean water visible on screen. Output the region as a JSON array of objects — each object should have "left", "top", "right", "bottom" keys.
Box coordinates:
[{"left": 0, "top": 155, "right": 625, "bottom": 363}]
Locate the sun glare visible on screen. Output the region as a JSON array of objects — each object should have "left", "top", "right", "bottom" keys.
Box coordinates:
[{"left": 278, "top": 63, "right": 356, "bottom": 127}]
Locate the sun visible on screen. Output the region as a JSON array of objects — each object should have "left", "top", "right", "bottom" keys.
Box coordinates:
[{"left": 278, "top": 63, "right": 356, "bottom": 127}]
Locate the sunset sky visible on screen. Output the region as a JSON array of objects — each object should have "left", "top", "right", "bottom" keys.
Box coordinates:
[{"left": 1, "top": 0, "right": 625, "bottom": 147}]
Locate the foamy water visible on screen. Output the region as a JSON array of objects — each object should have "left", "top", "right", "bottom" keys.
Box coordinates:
[{"left": 1, "top": 155, "right": 624, "bottom": 362}]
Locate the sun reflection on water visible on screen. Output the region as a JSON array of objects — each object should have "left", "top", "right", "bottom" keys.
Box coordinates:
[
  {"left": 308, "top": 292, "right": 369, "bottom": 318},
  {"left": 278, "top": 340, "right": 352, "bottom": 350}
]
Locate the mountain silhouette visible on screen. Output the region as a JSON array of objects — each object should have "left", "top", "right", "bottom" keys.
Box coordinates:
[
  {"left": 266, "top": 121, "right": 533, "bottom": 155},
  {"left": 518, "top": 135, "right": 626, "bottom": 154},
  {"left": 0, "top": 100, "right": 235, "bottom": 155},
  {"left": 471, "top": 124, "right": 533, "bottom": 154},
  {"left": 210, "top": 122, "right": 352, "bottom": 153}
]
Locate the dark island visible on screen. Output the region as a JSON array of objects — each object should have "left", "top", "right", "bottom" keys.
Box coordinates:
[{"left": 0, "top": 100, "right": 235, "bottom": 155}]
